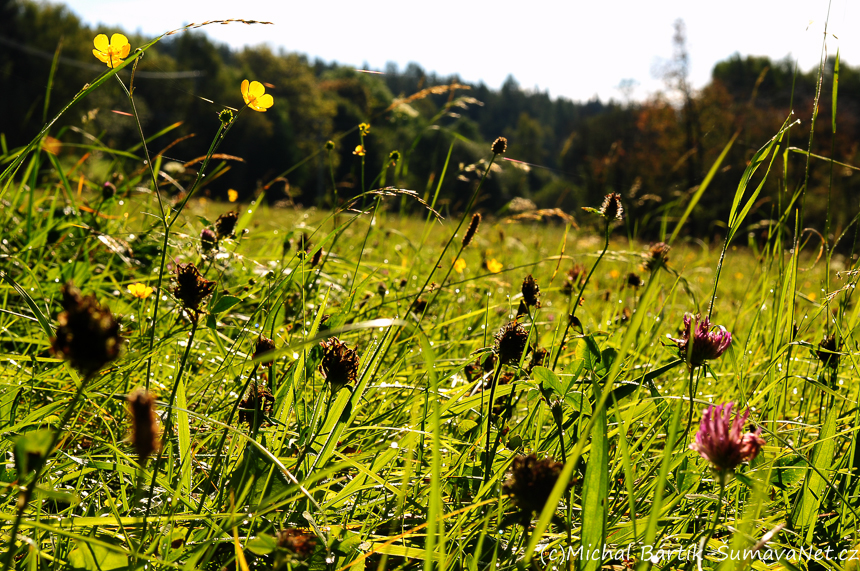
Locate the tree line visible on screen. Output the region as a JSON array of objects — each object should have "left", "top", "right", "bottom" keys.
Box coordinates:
[{"left": 2, "top": 0, "right": 858, "bottom": 239}]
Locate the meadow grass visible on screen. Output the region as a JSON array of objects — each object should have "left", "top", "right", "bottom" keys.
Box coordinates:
[{"left": 1, "top": 21, "right": 859, "bottom": 571}]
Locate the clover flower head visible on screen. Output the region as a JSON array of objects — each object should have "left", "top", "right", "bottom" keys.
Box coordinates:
[
  {"left": 51, "top": 282, "right": 123, "bottom": 377},
  {"left": 691, "top": 402, "right": 764, "bottom": 475},
  {"left": 93, "top": 33, "right": 130, "bottom": 68},
  {"left": 128, "top": 283, "right": 153, "bottom": 299},
  {"left": 669, "top": 313, "right": 731, "bottom": 368},
  {"left": 240, "top": 79, "right": 274, "bottom": 112}
]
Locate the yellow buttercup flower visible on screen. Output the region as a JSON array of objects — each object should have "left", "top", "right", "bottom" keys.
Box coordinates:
[
  {"left": 486, "top": 259, "right": 503, "bottom": 273},
  {"left": 359, "top": 122, "right": 371, "bottom": 136},
  {"left": 93, "top": 33, "right": 130, "bottom": 68},
  {"left": 240, "top": 80, "right": 274, "bottom": 112},
  {"left": 353, "top": 145, "right": 366, "bottom": 157},
  {"left": 128, "top": 283, "right": 153, "bottom": 299},
  {"left": 454, "top": 258, "right": 467, "bottom": 273},
  {"left": 228, "top": 189, "right": 238, "bottom": 202}
]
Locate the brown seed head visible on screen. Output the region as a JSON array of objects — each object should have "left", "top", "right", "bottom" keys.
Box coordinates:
[
  {"left": 128, "top": 389, "right": 160, "bottom": 465},
  {"left": 276, "top": 528, "right": 317, "bottom": 558},
  {"left": 200, "top": 228, "right": 217, "bottom": 251},
  {"left": 173, "top": 263, "right": 216, "bottom": 315},
  {"left": 51, "top": 282, "right": 122, "bottom": 377},
  {"left": 214, "top": 211, "right": 239, "bottom": 240},
  {"left": 502, "top": 454, "right": 567, "bottom": 523},
  {"left": 521, "top": 275, "right": 541, "bottom": 308},
  {"left": 492, "top": 137, "right": 507, "bottom": 155},
  {"left": 598, "top": 193, "right": 623, "bottom": 221},
  {"left": 626, "top": 272, "right": 643, "bottom": 288},
  {"left": 310, "top": 247, "right": 323, "bottom": 267},
  {"left": 238, "top": 381, "right": 274, "bottom": 429},
  {"left": 494, "top": 321, "right": 529, "bottom": 365},
  {"left": 644, "top": 242, "right": 671, "bottom": 272},
  {"left": 254, "top": 334, "right": 277, "bottom": 367},
  {"left": 816, "top": 334, "right": 840, "bottom": 370},
  {"left": 320, "top": 337, "right": 360, "bottom": 392},
  {"left": 462, "top": 213, "right": 481, "bottom": 248}
]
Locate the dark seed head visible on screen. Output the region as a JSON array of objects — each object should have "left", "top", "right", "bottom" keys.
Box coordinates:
[
  {"left": 238, "top": 381, "right": 274, "bottom": 429},
  {"left": 598, "top": 193, "right": 623, "bottom": 221},
  {"left": 626, "top": 272, "right": 643, "bottom": 288},
  {"left": 644, "top": 242, "right": 671, "bottom": 272},
  {"left": 462, "top": 213, "right": 481, "bottom": 248},
  {"left": 276, "top": 528, "right": 317, "bottom": 558},
  {"left": 324, "top": 140, "right": 335, "bottom": 151},
  {"left": 172, "top": 263, "right": 216, "bottom": 315},
  {"left": 816, "top": 334, "right": 840, "bottom": 370},
  {"left": 51, "top": 282, "right": 122, "bottom": 377},
  {"left": 310, "top": 247, "right": 323, "bottom": 267},
  {"left": 502, "top": 454, "right": 567, "bottom": 524},
  {"left": 495, "top": 321, "right": 529, "bottom": 366},
  {"left": 128, "top": 389, "right": 159, "bottom": 465},
  {"left": 492, "top": 137, "right": 507, "bottom": 155},
  {"left": 200, "top": 228, "right": 217, "bottom": 251},
  {"left": 320, "top": 337, "right": 360, "bottom": 392},
  {"left": 521, "top": 275, "right": 541, "bottom": 308},
  {"left": 102, "top": 182, "right": 116, "bottom": 200},
  {"left": 254, "top": 334, "right": 277, "bottom": 367},
  {"left": 214, "top": 211, "right": 239, "bottom": 240}
]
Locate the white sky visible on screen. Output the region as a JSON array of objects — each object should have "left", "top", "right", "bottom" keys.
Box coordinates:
[{"left": 63, "top": 0, "right": 856, "bottom": 102}]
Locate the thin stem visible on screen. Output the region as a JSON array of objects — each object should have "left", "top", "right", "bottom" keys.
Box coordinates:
[
  {"left": 483, "top": 364, "right": 505, "bottom": 484},
  {"left": 551, "top": 219, "right": 611, "bottom": 371}
]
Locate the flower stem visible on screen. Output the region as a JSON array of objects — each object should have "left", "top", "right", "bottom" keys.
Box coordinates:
[
  {"left": 551, "top": 219, "right": 611, "bottom": 371},
  {"left": 483, "top": 363, "right": 504, "bottom": 484}
]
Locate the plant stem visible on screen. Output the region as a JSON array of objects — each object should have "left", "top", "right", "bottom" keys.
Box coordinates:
[
  {"left": 483, "top": 363, "right": 504, "bottom": 484},
  {"left": 551, "top": 219, "right": 611, "bottom": 371}
]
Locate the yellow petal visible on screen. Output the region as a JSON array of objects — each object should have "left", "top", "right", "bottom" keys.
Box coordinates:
[
  {"left": 118, "top": 43, "right": 131, "bottom": 59},
  {"left": 228, "top": 189, "right": 238, "bottom": 202},
  {"left": 240, "top": 80, "right": 250, "bottom": 104},
  {"left": 254, "top": 94, "right": 273, "bottom": 110},
  {"left": 93, "top": 34, "right": 109, "bottom": 52},
  {"left": 454, "top": 258, "right": 467, "bottom": 273},
  {"left": 93, "top": 49, "right": 110, "bottom": 64},
  {"left": 248, "top": 81, "right": 265, "bottom": 99},
  {"left": 110, "top": 33, "right": 128, "bottom": 49}
]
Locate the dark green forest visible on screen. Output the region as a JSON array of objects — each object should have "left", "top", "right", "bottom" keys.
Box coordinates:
[{"left": 2, "top": 0, "right": 859, "bottom": 239}]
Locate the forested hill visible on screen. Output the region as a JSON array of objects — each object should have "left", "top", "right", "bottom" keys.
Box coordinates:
[{"left": 2, "top": 0, "right": 859, "bottom": 238}]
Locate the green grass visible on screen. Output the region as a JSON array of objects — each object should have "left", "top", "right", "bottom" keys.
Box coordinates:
[{"left": 1, "top": 20, "right": 859, "bottom": 571}]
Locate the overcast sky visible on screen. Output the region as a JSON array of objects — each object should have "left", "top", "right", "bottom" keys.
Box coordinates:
[{"left": 63, "top": 0, "right": 856, "bottom": 102}]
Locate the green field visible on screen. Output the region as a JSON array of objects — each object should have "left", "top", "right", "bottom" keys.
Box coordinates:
[{"left": 1, "top": 22, "right": 859, "bottom": 571}]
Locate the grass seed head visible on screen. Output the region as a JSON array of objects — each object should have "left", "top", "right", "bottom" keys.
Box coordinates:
[
  {"left": 495, "top": 321, "right": 529, "bottom": 365},
  {"left": 320, "top": 337, "right": 360, "bottom": 392},
  {"left": 254, "top": 334, "right": 277, "bottom": 367},
  {"left": 816, "top": 333, "right": 840, "bottom": 370},
  {"left": 173, "top": 262, "right": 216, "bottom": 315},
  {"left": 214, "top": 210, "right": 238, "bottom": 239},
  {"left": 644, "top": 242, "right": 670, "bottom": 272},
  {"left": 521, "top": 274, "right": 541, "bottom": 308},
  {"left": 238, "top": 381, "right": 274, "bottom": 429},
  {"left": 492, "top": 137, "right": 507, "bottom": 155},
  {"left": 599, "top": 192, "right": 623, "bottom": 221},
  {"left": 462, "top": 213, "right": 481, "bottom": 248},
  {"left": 51, "top": 282, "right": 122, "bottom": 378},
  {"left": 502, "top": 454, "right": 566, "bottom": 523},
  {"left": 127, "top": 389, "right": 159, "bottom": 465}
]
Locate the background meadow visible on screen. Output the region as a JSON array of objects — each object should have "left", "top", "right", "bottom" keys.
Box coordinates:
[{"left": 1, "top": 2, "right": 860, "bottom": 571}]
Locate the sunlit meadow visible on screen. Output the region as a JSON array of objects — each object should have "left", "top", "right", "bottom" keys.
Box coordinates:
[{"left": 1, "top": 20, "right": 858, "bottom": 571}]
